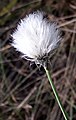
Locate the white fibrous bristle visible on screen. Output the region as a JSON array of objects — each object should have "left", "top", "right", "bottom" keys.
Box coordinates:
[{"left": 11, "top": 11, "right": 61, "bottom": 63}]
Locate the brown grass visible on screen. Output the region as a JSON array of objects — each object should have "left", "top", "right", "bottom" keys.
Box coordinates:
[{"left": 0, "top": 0, "right": 76, "bottom": 120}]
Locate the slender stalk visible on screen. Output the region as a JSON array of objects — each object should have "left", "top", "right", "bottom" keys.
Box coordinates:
[{"left": 44, "top": 67, "right": 69, "bottom": 120}]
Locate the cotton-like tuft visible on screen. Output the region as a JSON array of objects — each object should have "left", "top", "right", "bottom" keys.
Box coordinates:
[{"left": 11, "top": 11, "right": 62, "bottom": 67}]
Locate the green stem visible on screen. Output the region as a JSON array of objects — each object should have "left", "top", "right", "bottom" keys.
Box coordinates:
[{"left": 44, "top": 67, "right": 69, "bottom": 120}]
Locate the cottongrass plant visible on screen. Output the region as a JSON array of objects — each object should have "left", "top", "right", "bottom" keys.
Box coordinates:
[{"left": 11, "top": 11, "right": 69, "bottom": 120}]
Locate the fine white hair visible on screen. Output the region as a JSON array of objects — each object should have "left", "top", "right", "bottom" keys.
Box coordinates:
[{"left": 11, "top": 11, "right": 61, "bottom": 66}]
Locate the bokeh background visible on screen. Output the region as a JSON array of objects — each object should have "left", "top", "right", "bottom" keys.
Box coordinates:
[{"left": 0, "top": 0, "right": 76, "bottom": 120}]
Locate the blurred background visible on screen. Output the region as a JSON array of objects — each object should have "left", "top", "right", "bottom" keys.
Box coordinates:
[{"left": 0, "top": 0, "right": 76, "bottom": 120}]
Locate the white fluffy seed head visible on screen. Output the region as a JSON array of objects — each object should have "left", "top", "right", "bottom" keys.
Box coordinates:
[{"left": 11, "top": 11, "right": 62, "bottom": 66}]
